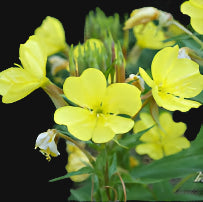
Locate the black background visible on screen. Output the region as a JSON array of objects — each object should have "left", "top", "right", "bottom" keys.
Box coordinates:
[{"left": 1, "top": 0, "right": 202, "bottom": 201}]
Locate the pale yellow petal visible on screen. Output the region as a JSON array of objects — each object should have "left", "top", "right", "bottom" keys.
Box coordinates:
[
  {"left": 163, "top": 58, "right": 203, "bottom": 98},
  {"left": 133, "top": 113, "right": 160, "bottom": 142},
  {"left": 35, "top": 16, "right": 66, "bottom": 55},
  {"left": 136, "top": 143, "right": 163, "bottom": 160},
  {"left": 151, "top": 46, "right": 179, "bottom": 85},
  {"left": 63, "top": 68, "right": 106, "bottom": 109},
  {"left": 181, "top": 0, "right": 203, "bottom": 18},
  {"left": 102, "top": 83, "right": 142, "bottom": 116},
  {"left": 139, "top": 67, "right": 154, "bottom": 87},
  {"left": 19, "top": 35, "right": 47, "bottom": 78},
  {"left": 133, "top": 112, "right": 155, "bottom": 134},
  {"left": 0, "top": 68, "right": 43, "bottom": 103},
  {"left": 191, "top": 17, "right": 203, "bottom": 34},
  {"left": 105, "top": 114, "right": 134, "bottom": 134},
  {"left": 92, "top": 115, "right": 115, "bottom": 143},
  {"left": 152, "top": 86, "right": 201, "bottom": 112},
  {"left": 181, "top": 0, "right": 203, "bottom": 34},
  {"left": 163, "top": 137, "right": 190, "bottom": 156},
  {"left": 159, "top": 112, "right": 186, "bottom": 137},
  {"left": 54, "top": 106, "right": 96, "bottom": 141},
  {"left": 134, "top": 22, "right": 174, "bottom": 49}
]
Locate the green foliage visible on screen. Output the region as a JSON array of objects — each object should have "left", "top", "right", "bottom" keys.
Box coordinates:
[{"left": 84, "top": 7, "right": 122, "bottom": 42}]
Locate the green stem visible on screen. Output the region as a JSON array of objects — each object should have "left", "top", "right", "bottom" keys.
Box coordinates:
[
  {"left": 104, "top": 146, "right": 111, "bottom": 200},
  {"left": 115, "top": 172, "right": 127, "bottom": 202},
  {"left": 171, "top": 20, "right": 203, "bottom": 48},
  {"left": 132, "top": 95, "right": 151, "bottom": 120}
]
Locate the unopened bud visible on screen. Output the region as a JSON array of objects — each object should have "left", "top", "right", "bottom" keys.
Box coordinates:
[{"left": 126, "top": 74, "right": 145, "bottom": 92}]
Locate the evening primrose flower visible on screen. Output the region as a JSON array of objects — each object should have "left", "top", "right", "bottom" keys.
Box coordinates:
[
  {"left": 134, "top": 112, "right": 190, "bottom": 160},
  {"left": 35, "top": 129, "right": 60, "bottom": 161},
  {"left": 0, "top": 36, "right": 49, "bottom": 103},
  {"left": 139, "top": 45, "right": 203, "bottom": 112},
  {"left": 34, "top": 16, "right": 67, "bottom": 55},
  {"left": 66, "top": 143, "right": 90, "bottom": 182},
  {"left": 181, "top": 0, "right": 203, "bottom": 34},
  {"left": 54, "top": 68, "right": 142, "bottom": 143}
]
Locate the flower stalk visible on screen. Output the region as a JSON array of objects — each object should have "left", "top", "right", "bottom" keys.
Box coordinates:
[
  {"left": 42, "top": 80, "right": 68, "bottom": 108},
  {"left": 171, "top": 20, "right": 203, "bottom": 48}
]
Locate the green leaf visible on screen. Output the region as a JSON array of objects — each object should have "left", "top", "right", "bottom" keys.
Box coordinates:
[
  {"left": 130, "top": 126, "right": 203, "bottom": 184},
  {"left": 108, "top": 153, "right": 117, "bottom": 179},
  {"left": 113, "top": 126, "right": 154, "bottom": 152},
  {"left": 49, "top": 166, "right": 93, "bottom": 182},
  {"left": 68, "top": 179, "right": 92, "bottom": 201}
]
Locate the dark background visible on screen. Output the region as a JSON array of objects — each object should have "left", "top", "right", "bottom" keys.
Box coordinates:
[{"left": 1, "top": 0, "right": 201, "bottom": 201}]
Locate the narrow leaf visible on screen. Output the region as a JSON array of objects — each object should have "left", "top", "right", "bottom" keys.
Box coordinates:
[{"left": 49, "top": 166, "right": 93, "bottom": 182}]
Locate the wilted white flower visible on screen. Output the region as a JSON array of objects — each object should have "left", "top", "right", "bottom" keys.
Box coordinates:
[{"left": 35, "top": 129, "right": 60, "bottom": 161}]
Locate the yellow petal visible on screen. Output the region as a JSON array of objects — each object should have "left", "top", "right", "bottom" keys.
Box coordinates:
[
  {"left": 163, "top": 137, "right": 190, "bottom": 156},
  {"left": 190, "top": 17, "right": 203, "bottom": 35},
  {"left": 0, "top": 68, "right": 43, "bottom": 103},
  {"left": 133, "top": 113, "right": 160, "bottom": 142},
  {"left": 54, "top": 106, "right": 96, "bottom": 141},
  {"left": 136, "top": 143, "right": 163, "bottom": 160},
  {"left": 133, "top": 22, "right": 174, "bottom": 49},
  {"left": 181, "top": 0, "right": 203, "bottom": 34},
  {"left": 181, "top": 0, "right": 203, "bottom": 18},
  {"left": 19, "top": 35, "right": 47, "bottom": 79},
  {"left": 105, "top": 114, "right": 134, "bottom": 134},
  {"left": 139, "top": 67, "right": 154, "bottom": 87},
  {"left": 151, "top": 46, "right": 179, "bottom": 84},
  {"left": 152, "top": 86, "right": 201, "bottom": 112},
  {"left": 133, "top": 112, "right": 155, "bottom": 133},
  {"left": 35, "top": 16, "right": 66, "bottom": 55},
  {"left": 63, "top": 68, "right": 106, "bottom": 109},
  {"left": 159, "top": 112, "right": 186, "bottom": 137},
  {"left": 92, "top": 115, "right": 115, "bottom": 143},
  {"left": 163, "top": 57, "right": 203, "bottom": 98},
  {"left": 102, "top": 83, "right": 142, "bottom": 117}
]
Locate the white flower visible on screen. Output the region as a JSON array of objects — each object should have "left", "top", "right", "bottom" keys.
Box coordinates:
[{"left": 35, "top": 129, "right": 60, "bottom": 161}]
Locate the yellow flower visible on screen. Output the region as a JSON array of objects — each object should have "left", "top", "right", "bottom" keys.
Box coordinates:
[
  {"left": 66, "top": 143, "right": 90, "bottom": 182},
  {"left": 0, "top": 36, "right": 49, "bottom": 103},
  {"left": 133, "top": 22, "right": 174, "bottom": 49},
  {"left": 54, "top": 68, "right": 142, "bottom": 143},
  {"left": 181, "top": 0, "right": 203, "bottom": 34},
  {"left": 34, "top": 16, "right": 67, "bottom": 55},
  {"left": 35, "top": 129, "right": 60, "bottom": 161},
  {"left": 134, "top": 112, "right": 190, "bottom": 160},
  {"left": 139, "top": 45, "right": 203, "bottom": 112}
]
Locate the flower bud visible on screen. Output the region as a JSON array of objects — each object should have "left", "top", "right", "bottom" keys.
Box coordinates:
[
  {"left": 66, "top": 143, "right": 90, "bottom": 182},
  {"left": 123, "top": 7, "right": 160, "bottom": 30},
  {"left": 126, "top": 74, "right": 145, "bottom": 92}
]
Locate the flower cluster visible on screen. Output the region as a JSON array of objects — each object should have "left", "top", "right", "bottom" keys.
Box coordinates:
[{"left": 1, "top": 2, "right": 203, "bottom": 201}]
